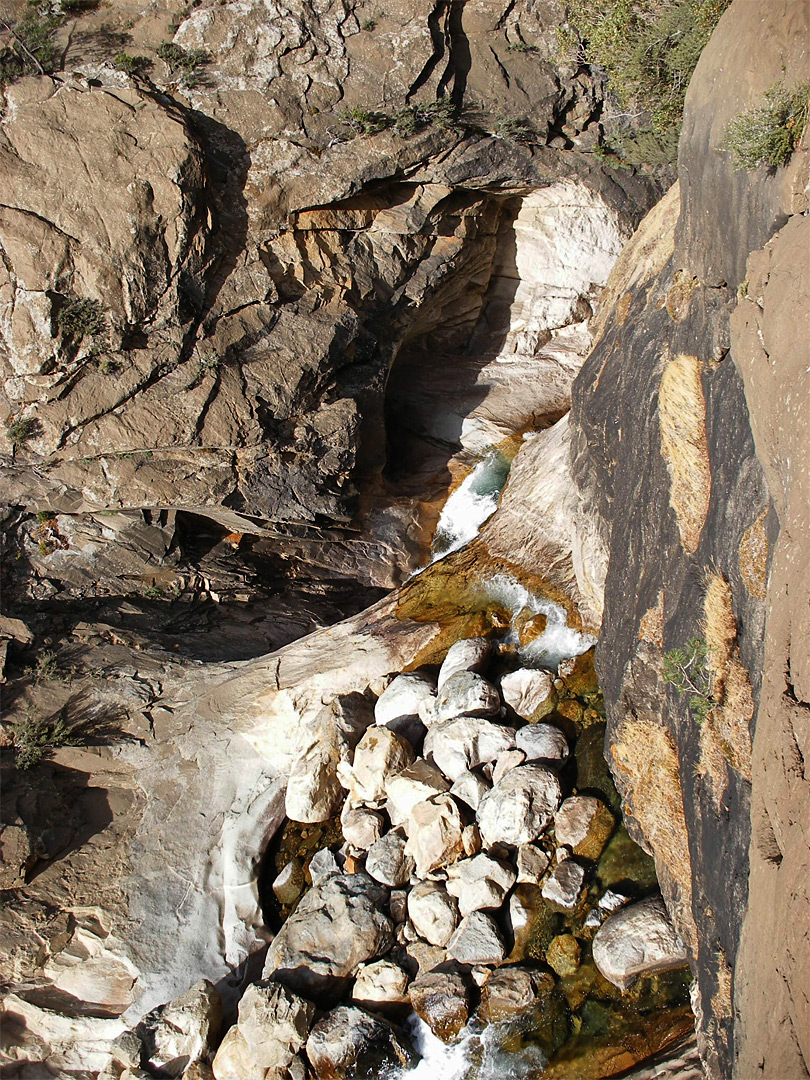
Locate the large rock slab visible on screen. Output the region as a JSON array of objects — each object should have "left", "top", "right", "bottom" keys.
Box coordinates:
[
  {"left": 592, "top": 896, "right": 689, "bottom": 991},
  {"left": 477, "top": 764, "right": 562, "bottom": 847},
  {"left": 263, "top": 873, "right": 393, "bottom": 1001}
]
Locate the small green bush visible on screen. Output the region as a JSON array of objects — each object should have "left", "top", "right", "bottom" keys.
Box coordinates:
[
  {"left": 11, "top": 705, "right": 78, "bottom": 769},
  {"left": 492, "top": 115, "right": 535, "bottom": 143},
  {"left": 341, "top": 99, "right": 458, "bottom": 139},
  {"left": 113, "top": 51, "right": 152, "bottom": 75},
  {"left": 662, "top": 637, "right": 714, "bottom": 722},
  {"left": 6, "top": 416, "right": 38, "bottom": 447},
  {"left": 57, "top": 297, "right": 105, "bottom": 340},
  {"left": 719, "top": 82, "right": 809, "bottom": 170},
  {"left": 361, "top": 18, "right": 376, "bottom": 31},
  {"left": 506, "top": 41, "right": 538, "bottom": 53},
  {"left": 156, "top": 41, "right": 209, "bottom": 84},
  {"left": 0, "top": 2, "right": 65, "bottom": 81}
]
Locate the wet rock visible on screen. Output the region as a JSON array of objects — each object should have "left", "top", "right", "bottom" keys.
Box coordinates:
[
  {"left": 340, "top": 805, "right": 385, "bottom": 851},
  {"left": 500, "top": 669, "right": 557, "bottom": 721},
  {"left": 337, "top": 728, "right": 414, "bottom": 805},
  {"left": 141, "top": 980, "right": 223, "bottom": 1078},
  {"left": 409, "top": 970, "right": 470, "bottom": 1043},
  {"left": 447, "top": 912, "right": 506, "bottom": 966},
  {"left": 554, "top": 796, "right": 615, "bottom": 860},
  {"left": 211, "top": 981, "right": 313, "bottom": 1079},
  {"left": 516, "top": 843, "right": 551, "bottom": 884},
  {"left": 592, "top": 896, "right": 689, "bottom": 991},
  {"left": 309, "top": 848, "right": 341, "bottom": 885},
  {"left": 449, "top": 770, "right": 490, "bottom": 812},
  {"left": 492, "top": 748, "right": 526, "bottom": 785},
  {"left": 445, "top": 854, "right": 517, "bottom": 917},
  {"left": 263, "top": 872, "right": 393, "bottom": 1001},
  {"left": 273, "top": 860, "right": 305, "bottom": 907},
  {"left": 352, "top": 959, "right": 410, "bottom": 1012},
  {"left": 385, "top": 761, "right": 449, "bottom": 827},
  {"left": 437, "top": 638, "right": 492, "bottom": 690},
  {"left": 305, "top": 1005, "right": 413, "bottom": 1080},
  {"left": 477, "top": 765, "right": 562, "bottom": 847},
  {"left": 547, "top": 933, "right": 582, "bottom": 976},
  {"left": 425, "top": 717, "right": 516, "bottom": 781},
  {"left": 404, "top": 795, "right": 465, "bottom": 877},
  {"left": 515, "top": 723, "right": 570, "bottom": 765},
  {"left": 507, "top": 885, "right": 560, "bottom": 963},
  {"left": 408, "top": 882, "right": 460, "bottom": 948},
  {"left": 436, "top": 671, "right": 501, "bottom": 722},
  {"left": 374, "top": 672, "right": 437, "bottom": 731},
  {"left": 366, "top": 830, "right": 414, "bottom": 888},
  {"left": 478, "top": 966, "right": 556, "bottom": 1022},
  {"left": 541, "top": 860, "right": 587, "bottom": 911}
]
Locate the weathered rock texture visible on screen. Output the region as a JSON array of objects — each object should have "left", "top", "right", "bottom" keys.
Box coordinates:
[{"left": 568, "top": 1, "right": 810, "bottom": 1075}]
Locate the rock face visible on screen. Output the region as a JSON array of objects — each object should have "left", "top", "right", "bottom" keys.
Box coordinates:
[
  {"left": 263, "top": 873, "right": 394, "bottom": 1001},
  {"left": 593, "top": 897, "right": 689, "bottom": 991}
]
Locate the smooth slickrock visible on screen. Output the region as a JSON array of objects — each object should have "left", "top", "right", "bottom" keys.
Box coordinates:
[
  {"left": 425, "top": 717, "right": 516, "bottom": 781},
  {"left": 352, "top": 959, "right": 410, "bottom": 1012},
  {"left": 592, "top": 896, "right": 689, "bottom": 991},
  {"left": 547, "top": 934, "right": 582, "bottom": 976},
  {"left": 541, "top": 859, "right": 587, "bottom": 911},
  {"left": 447, "top": 912, "right": 506, "bottom": 966},
  {"left": 366, "top": 830, "right": 414, "bottom": 888},
  {"left": 436, "top": 671, "right": 501, "bottom": 722},
  {"left": 305, "top": 1005, "right": 413, "bottom": 1080},
  {"left": 374, "top": 672, "right": 437, "bottom": 729},
  {"left": 340, "top": 805, "right": 385, "bottom": 851},
  {"left": 211, "top": 982, "right": 313, "bottom": 1080},
  {"left": 404, "top": 795, "right": 465, "bottom": 877},
  {"left": 445, "top": 854, "right": 517, "bottom": 917},
  {"left": 407, "top": 882, "right": 460, "bottom": 948},
  {"left": 500, "top": 669, "right": 558, "bottom": 721},
  {"left": 273, "top": 860, "right": 305, "bottom": 907},
  {"left": 478, "top": 966, "right": 556, "bottom": 1022},
  {"left": 492, "top": 748, "right": 526, "bottom": 785},
  {"left": 409, "top": 970, "right": 470, "bottom": 1043},
  {"left": 516, "top": 844, "right": 551, "bottom": 884},
  {"left": 437, "top": 638, "right": 492, "bottom": 690},
  {"left": 450, "top": 770, "right": 490, "bottom": 812},
  {"left": 336, "top": 728, "right": 414, "bottom": 805},
  {"left": 514, "top": 723, "right": 570, "bottom": 764},
  {"left": 263, "top": 873, "right": 393, "bottom": 1001},
  {"left": 142, "top": 980, "right": 223, "bottom": 1079},
  {"left": 385, "top": 761, "right": 449, "bottom": 827},
  {"left": 554, "top": 796, "right": 615, "bottom": 860},
  {"left": 477, "top": 765, "right": 562, "bottom": 847}
]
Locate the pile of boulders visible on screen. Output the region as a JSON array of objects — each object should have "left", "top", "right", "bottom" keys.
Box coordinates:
[{"left": 104, "top": 639, "right": 688, "bottom": 1080}]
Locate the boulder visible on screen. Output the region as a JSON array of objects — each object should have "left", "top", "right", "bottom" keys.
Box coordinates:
[
  {"left": 385, "top": 760, "right": 449, "bottom": 827},
  {"left": 389, "top": 889, "right": 409, "bottom": 924},
  {"left": 592, "top": 896, "right": 689, "bottom": 991},
  {"left": 425, "top": 717, "right": 516, "bottom": 781},
  {"left": 516, "top": 844, "right": 551, "bottom": 884},
  {"left": 408, "top": 970, "right": 470, "bottom": 1042},
  {"left": 308, "top": 848, "right": 341, "bottom": 885},
  {"left": 514, "top": 723, "right": 570, "bottom": 765},
  {"left": 211, "top": 982, "right": 313, "bottom": 1080},
  {"left": 445, "top": 854, "right": 517, "bottom": 917},
  {"left": 351, "top": 959, "right": 410, "bottom": 1012},
  {"left": 336, "top": 728, "right": 414, "bottom": 805},
  {"left": 437, "top": 638, "right": 492, "bottom": 690},
  {"left": 408, "top": 882, "right": 460, "bottom": 948},
  {"left": 436, "top": 671, "right": 501, "bottom": 722},
  {"left": 478, "top": 966, "right": 556, "bottom": 1022},
  {"left": 492, "top": 748, "right": 526, "bottom": 785},
  {"left": 305, "top": 1005, "right": 413, "bottom": 1080},
  {"left": 263, "top": 872, "right": 394, "bottom": 1001},
  {"left": 500, "top": 669, "right": 557, "bottom": 721},
  {"left": 375, "top": 672, "right": 437, "bottom": 730},
  {"left": 449, "top": 771, "right": 490, "bottom": 812},
  {"left": 141, "top": 980, "right": 223, "bottom": 1079},
  {"left": 285, "top": 742, "right": 343, "bottom": 824},
  {"left": 404, "top": 795, "right": 465, "bottom": 877},
  {"left": 507, "top": 885, "right": 559, "bottom": 963},
  {"left": 447, "top": 912, "right": 506, "bottom": 966},
  {"left": 405, "top": 940, "right": 449, "bottom": 978},
  {"left": 273, "top": 860, "right": 305, "bottom": 907},
  {"left": 477, "top": 765, "right": 562, "bottom": 847},
  {"left": 546, "top": 933, "right": 582, "bottom": 976},
  {"left": 366, "top": 830, "right": 414, "bottom": 888},
  {"left": 340, "top": 805, "right": 385, "bottom": 851},
  {"left": 553, "top": 796, "right": 614, "bottom": 860},
  {"left": 541, "top": 859, "right": 587, "bottom": 911}
]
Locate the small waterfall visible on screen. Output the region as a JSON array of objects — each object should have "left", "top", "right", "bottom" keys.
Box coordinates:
[
  {"left": 391, "top": 1015, "right": 549, "bottom": 1080},
  {"left": 432, "top": 450, "right": 512, "bottom": 559}
]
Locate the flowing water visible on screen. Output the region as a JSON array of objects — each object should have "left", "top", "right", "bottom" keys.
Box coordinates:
[{"left": 432, "top": 449, "right": 513, "bottom": 558}]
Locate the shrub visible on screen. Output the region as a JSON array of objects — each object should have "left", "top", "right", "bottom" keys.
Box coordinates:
[
  {"left": 0, "top": 2, "right": 65, "bottom": 81},
  {"left": 6, "top": 416, "right": 38, "bottom": 447},
  {"left": 57, "top": 296, "right": 105, "bottom": 340},
  {"left": 113, "top": 51, "right": 152, "bottom": 75},
  {"left": 662, "top": 637, "right": 714, "bottom": 722},
  {"left": 506, "top": 41, "right": 538, "bottom": 53},
  {"left": 492, "top": 115, "right": 535, "bottom": 143},
  {"left": 156, "top": 41, "right": 209, "bottom": 85},
  {"left": 341, "top": 106, "right": 394, "bottom": 136},
  {"left": 361, "top": 18, "right": 376, "bottom": 31},
  {"left": 11, "top": 705, "right": 78, "bottom": 769},
  {"left": 719, "top": 81, "right": 810, "bottom": 170},
  {"left": 341, "top": 99, "right": 458, "bottom": 139}
]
